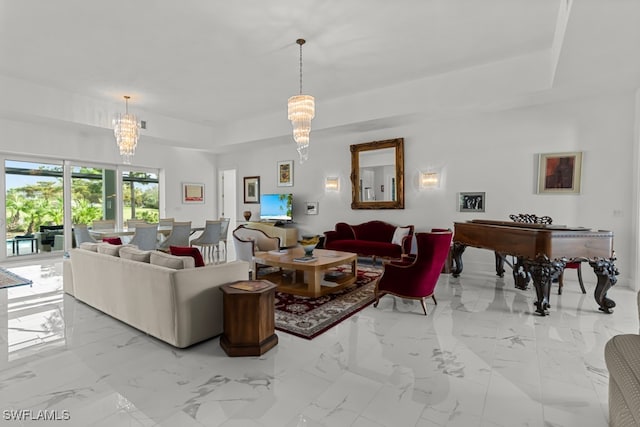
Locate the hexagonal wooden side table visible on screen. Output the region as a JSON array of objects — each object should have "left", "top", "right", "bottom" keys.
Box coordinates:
[{"left": 220, "top": 280, "right": 278, "bottom": 357}]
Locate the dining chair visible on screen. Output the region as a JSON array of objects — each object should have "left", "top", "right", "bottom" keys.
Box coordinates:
[
  {"left": 92, "top": 219, "right": 115, "bottom": 230},
  {"left": 190, "top": 220, "right": 222, "bottom": 264},
  {"left": 73, "top": 224, "right": 97, "bottom": 246},
  {"left": 157, "top": 221, "right": 192, "bottom": 251},
  {"left": 158, "top": 218, "right": 175, "bottom": 227},
  {"left": 129, "top": 223, "right": 159, "bottom": 251},
  {"left": 126, "top": 219, "right": 148, "bottom": 230},
  {"left": 218, "top": 217, "right": 231, "bottom": 261},
  {"left": 374, "top": 231, "right": 453, "bottom": 316}
]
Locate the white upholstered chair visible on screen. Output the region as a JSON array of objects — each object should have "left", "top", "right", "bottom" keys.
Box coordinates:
[
  {"left": 126, "top": 219, "right": 148, "bottom": 230},
  {"left": 232, "top": 225, "right": 280, "bottom": 279},
  {"left": 92, "top": 219, "right": 115, "bottom": 230},
  {"left": 73, "top": 224, "right": 97, "bottom": 246},
  {"left": 218, "top": 217, "right": 231, "bottom": 261},
  {"left": 157, "top": 221, "right": 192, "bottom": 251},
  {"left": 129, "top": 223, "right": 159, "bottom": 250},
  {"left": 190, "top": 220, "right": 222, "bottom": 264}
]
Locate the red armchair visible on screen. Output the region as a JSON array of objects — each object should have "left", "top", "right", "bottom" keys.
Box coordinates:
[{"left": 374, "top": 231, "right": 453, "bottom": 315}]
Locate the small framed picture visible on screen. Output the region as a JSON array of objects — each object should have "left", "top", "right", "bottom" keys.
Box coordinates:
[
  {"left": 243, "top": 176, "right": 260, "bottom": 204},
  {"left": 537, "top": 152, "right": 582, "bottom": 194},
  {"left": 277, "top": 160, "right": 294, "bottom": 187},
  {"left": 306, "top": 201, "right": 318, "bottom": 215},
  {"left": 182, "top": 183, "right": 204, "bottom": 204},
  {"left": 458, "top": 192, "right": 485, "bottom": 212}
]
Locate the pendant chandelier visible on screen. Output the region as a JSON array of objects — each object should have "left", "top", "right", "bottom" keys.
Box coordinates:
[
  {"left": 113, "top": 95, "right": 140, "bottom": 164},
  {"left": 287, "top": 38, "right": 315, "bottom": 164}
]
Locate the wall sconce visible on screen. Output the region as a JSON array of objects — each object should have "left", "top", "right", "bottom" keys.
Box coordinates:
[
  {"left": 419, "top": 171, "right": 440, "bottom": 190},
  {"left": 325, "top": 176, "right": 340, "bottom": 192}
]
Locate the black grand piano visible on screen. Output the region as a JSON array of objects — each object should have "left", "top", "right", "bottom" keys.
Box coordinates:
[{"left": 451, "top": 219, "right": 618, "bottom": 316}]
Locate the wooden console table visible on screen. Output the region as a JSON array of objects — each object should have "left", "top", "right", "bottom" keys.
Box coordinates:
[{"left": 220, "top": 280, "right": 278, "bottom": 357}]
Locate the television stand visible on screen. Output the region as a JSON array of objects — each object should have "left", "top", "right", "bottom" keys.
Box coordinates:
[{"left": 245, "top": 222, "right": 298, "bottom": 248}]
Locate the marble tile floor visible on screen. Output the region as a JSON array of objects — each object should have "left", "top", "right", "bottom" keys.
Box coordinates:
[{"left": 0, "top": 260, "right": 637, "bottom": 427}]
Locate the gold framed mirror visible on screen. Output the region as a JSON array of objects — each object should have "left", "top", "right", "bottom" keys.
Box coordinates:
[{"left": 350, "top": 137, "right": 404, "bottom": 209}]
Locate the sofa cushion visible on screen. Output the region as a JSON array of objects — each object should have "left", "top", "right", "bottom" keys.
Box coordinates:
[
  {"left": 102, "top": 237, "right": 123, "bottom": 245},
  {"left": 353, "top": 220, "right": 397, "bottom": 242},
  {"left": 150, "top": 251, "right": 196, "bottom": 269},
  {"left": 79, "top": 242, "right": 100, "bottom": 252},
  {"left": 97, "top": 243, "right": 123, "bottom": 256},
  {"left": 119, "top": 246, "right": 152, "bottom": 263},
  {"left": 170, "top": 246, "right": 205, "bottom": 267},
  {"left": 328, "top": 240, "right": 403, "bottom": 259},
  {"left": 334, "top": 222, "right": 356, "bottom": 240},
  {"left": 392, "top": 226, "right": 412, "bottom": 246}
]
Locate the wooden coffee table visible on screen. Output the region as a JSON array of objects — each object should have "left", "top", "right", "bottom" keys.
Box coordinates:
[{"left": 253, "top": 248, "right": 358, "bottom": 297}]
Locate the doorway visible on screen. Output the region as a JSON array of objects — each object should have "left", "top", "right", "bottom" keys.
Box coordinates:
[{"left": 219, "top": 169, "right": 237, "bottom": 260}]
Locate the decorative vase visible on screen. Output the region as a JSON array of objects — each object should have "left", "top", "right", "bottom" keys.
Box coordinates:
[
  {"left": 299, "top": 235, "right": 320, "bottom": 257},
  {"left": 243, "top": 210, "right": 251, "bottom": 221}
]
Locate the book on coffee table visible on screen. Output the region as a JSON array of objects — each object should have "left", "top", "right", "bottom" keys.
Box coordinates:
[{"left": 293, "top": 256, "right": 316, "bottom": 263}]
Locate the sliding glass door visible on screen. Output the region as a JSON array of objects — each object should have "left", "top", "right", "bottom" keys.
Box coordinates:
[{"left": 5, "top": 160, "right": 64, "bottom": 257}]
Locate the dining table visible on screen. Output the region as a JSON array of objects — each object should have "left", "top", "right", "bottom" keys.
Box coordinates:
[{"left": 89, "top": 225, "right": 205, "bottom": 239}]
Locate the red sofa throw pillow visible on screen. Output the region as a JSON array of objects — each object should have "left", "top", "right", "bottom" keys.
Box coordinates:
[
  {"left": 170, "top": 246, "right": 205, "bottom": 267},
  {"left": 102, "top": 237, "right": 122, "bottom": 245}
]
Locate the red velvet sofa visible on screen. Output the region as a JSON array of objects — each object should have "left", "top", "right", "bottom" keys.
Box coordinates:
[{"left": 323, "top": 220, "right": 414, "bottom": 259}]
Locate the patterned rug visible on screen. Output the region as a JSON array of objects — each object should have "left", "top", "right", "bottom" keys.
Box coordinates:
[
  {"left": 273, "top": 265, "right": 382, "bottom": 339},
  {"left": 0, "top": 267, "right": 33, "bottom": 289}
]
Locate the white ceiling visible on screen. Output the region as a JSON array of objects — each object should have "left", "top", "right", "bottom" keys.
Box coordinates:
[{"left": 1, "top": 0, "right": 639, "bottom": 149}]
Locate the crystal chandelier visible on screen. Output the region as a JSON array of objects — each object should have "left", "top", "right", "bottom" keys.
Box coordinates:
[
  {"left": 113, "top": 95, "right": 140, "bottom": 164},
  {"left": 288, "top": 39, "right": 315, "bottom": 163}
]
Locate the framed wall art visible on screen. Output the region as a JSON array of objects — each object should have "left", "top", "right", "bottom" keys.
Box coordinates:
[
  {"left": 182, "top": 182, "right": 204, "bottom": 204},
  {"left": 305, "top": 201, "right": 318, "bottom": 215},
  {"left": 458, "top": 192, "right": 485, "bottom": 212},
  {"left": 277, "top": 160, "right": 294, "bottom": 187},
  {"left": 537, "top": 151, "right": 582, "bottom": 194},
  {"left": 243, "top": 176, "right": 260, "bottom": 204}
]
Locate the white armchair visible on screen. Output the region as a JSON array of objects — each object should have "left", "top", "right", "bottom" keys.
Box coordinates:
[{"left": 232, "top": 225, "right": 280, "bottom": 279}]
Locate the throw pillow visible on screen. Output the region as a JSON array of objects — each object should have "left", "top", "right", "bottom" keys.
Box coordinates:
[
  {"left": 150, "top": 251, "right": 196, "bottom": 269},
  {"left": 119, "top": 246, "right": 152, "bottom": 263},
  {"left": 102, "top": 237, "right": 122, "bottom": 245},
  {"left": 169, "top": 246, "right": 205, "bottom": 267},
  {"left": 391, "top": 226, "right": 411, "bottom": 246}
]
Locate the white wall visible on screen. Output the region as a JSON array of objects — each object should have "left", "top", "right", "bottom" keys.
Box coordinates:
[{"left": 217, "top": 90, "right": 636, "bottom": 288}]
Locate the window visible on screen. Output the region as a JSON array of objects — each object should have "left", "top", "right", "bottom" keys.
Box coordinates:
[{"left": 122, "top": 170, "right": 159, "bottom": 223}]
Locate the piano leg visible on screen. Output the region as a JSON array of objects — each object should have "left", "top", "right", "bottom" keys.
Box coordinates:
[
  {"left": 589, "top": 258, "right": 618, "bottom": 314},
  {"left": 451, "top": 242, "right": 466, "bottom": 277},
  {"left": 513, "top": 256, "right": 531, "bottom": 290},
  {"left": 526, "top": 256, "right": 564, "bottom": 316},
  {"left": 494, "top": 252, "right": 505, "bottom": 277}
]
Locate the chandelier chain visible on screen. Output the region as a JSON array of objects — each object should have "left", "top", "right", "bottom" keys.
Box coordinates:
[{"left": 298, "top": 41, "right": 303, "bottom": 95}]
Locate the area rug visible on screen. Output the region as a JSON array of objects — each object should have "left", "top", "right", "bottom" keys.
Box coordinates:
[
  {"left": 274, "top": 265, "right": 382, "bottom": 339},
  {"left": 0, "top": 267, "right": 33, "bottom": 289}
]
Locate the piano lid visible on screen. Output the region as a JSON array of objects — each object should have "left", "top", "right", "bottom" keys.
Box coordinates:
[{"left": 469, "top": 219, "right": 592, "bottom": 231}]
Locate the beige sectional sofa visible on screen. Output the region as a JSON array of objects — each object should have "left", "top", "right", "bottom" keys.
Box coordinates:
[
  {"left": 605, "top": 290, "right": 640, "bottom": 426},
  {"left": 68, "top": 244, "right": 249, "bottom": 348}
]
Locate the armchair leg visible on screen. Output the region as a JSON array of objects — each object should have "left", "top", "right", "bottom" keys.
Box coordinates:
[
  {"left": 420, "top": 298, "right": 428, "bottom": 316},
  {"left": 431, "top": 295, "right": 437, "bottom": 305}
]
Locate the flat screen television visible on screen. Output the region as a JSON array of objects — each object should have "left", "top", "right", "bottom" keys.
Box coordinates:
[{"left": 260, "top": 193, "right": 293, "bottom": 222}]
